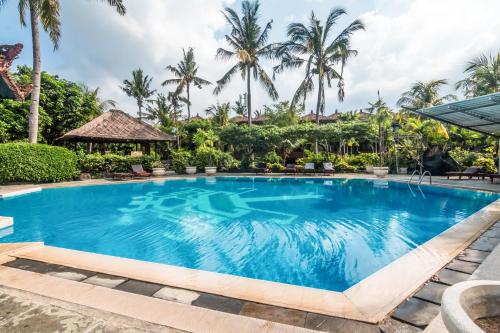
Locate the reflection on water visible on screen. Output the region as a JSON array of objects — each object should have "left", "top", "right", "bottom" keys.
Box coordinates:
[{"left": 0, "top": 177, "right": 497, "bottom": 291}]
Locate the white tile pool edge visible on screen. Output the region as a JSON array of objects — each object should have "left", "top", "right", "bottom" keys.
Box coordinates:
[{"left": 4, "top": 199, "right": 499, "bottom": 324}]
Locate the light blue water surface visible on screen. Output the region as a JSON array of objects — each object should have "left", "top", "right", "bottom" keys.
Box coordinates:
[{"left": 0, "top": 177, "right": 497, "bottom": 291}]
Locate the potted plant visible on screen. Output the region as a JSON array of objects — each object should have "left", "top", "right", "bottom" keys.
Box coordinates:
[
  {"left": 185, "top": 165, "right": 197, "bottom": 174},
  {"left": 151, "top": 160, "right": 166, "bottom": 177}
]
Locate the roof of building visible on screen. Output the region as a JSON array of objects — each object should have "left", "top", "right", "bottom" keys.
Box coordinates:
[
  {"left": 413, "top": 92, "right": 500, "bottom": 137},
  {"left": 0, "top": 44, "right": 32, "bottom": 101},
  {"left": 57, "top": 110, "right": 176, "bottom": 143}
]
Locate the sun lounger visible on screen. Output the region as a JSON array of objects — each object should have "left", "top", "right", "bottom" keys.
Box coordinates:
[
  {"left": 111, "top": 172, "right": 133, "bottom": 180},
  {"left": 131, "top": 164, "right": 152, "bottom": 177},
  {"left": 322, "top": 162, "right": 335, "bottom": 175},
  {"left": 488, "top": 174, "right": 500, "bottom": 183},
  {"left": 284, "top": 164, "right": 297, "bottom": 174},
  {"left": 303, "top": 163, "right": 316, "bottom": 174},
  {"left": 445, "top": 166, "right": 486, "bottom": 180},
  {"left": 254, "top": 162, "right": 269, "bottom": 174}
]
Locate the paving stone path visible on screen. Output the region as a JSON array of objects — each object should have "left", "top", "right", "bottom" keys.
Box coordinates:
[{"left": 0, "top": 287, "right": 183, "bottom": 333}]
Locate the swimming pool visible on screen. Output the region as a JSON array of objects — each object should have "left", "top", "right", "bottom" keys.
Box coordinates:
[{"left": 0, "top": 177, "right": 497, "bottom": 292}]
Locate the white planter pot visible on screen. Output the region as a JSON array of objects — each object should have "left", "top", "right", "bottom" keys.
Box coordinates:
[
  {"left": 373, "top": 167, "right": 389, "bottom": 178},
  {"left": 366, "top": 166, "right": 374, "bottom": 174},
  {"left": 205, "top": 166, "right": 217, "bottom": 176},
  {"left": 442, "top": 280, "right": 500, "bottom": 333},
  {"left": 185, "top": 166, "right": 197, "bottom": 174},
  {"left": 398, "top": 167, "right": 408, "bottom": 175},
  {"left": 152, "top": 168, "right": 166, "bottom": 177}
]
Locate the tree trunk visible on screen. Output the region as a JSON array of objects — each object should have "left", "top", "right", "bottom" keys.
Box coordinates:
[
  {"left": 28, "top": 6, "right": 41, "bottom": 144},
  {"left": 246, "top": 66, "right": 252, "bottom": 126},
  {"left": 186, "top": 84, "right": 191, "bottom": 121},
  {"left": 138, "top": 102, "right": 142, "bottom": 120},
  {"left": 313, "top": 75, "right": 323, "bottom": 153}
]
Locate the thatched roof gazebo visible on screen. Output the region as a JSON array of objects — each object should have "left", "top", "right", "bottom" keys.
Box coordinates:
[{"left": 57, "top": 110, "right": 176, "bottom": 153}]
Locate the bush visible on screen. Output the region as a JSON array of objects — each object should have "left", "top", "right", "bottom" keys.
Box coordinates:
[
  {"left": 0, "top": 143, "right": 78, "bottom": 183},
  {"left": 474, "top": 157, "right": 497, "bottom": 174},
  {"left": 218, "top": 151, "right": 240, "bottom": 171},
  {"left": 170, "top": 149, "right": 193, "bottom": 174},
  {"left": 78, "top": 153, "right": 155, "bottom": 176},
  {"left": 264, "top": 150, "right": 282, "bottom": 164},
  {"left": 195, "top": 146, "right": 219, "bottom": 169},
  {"left": 449, "top": 148, "right": 483, "bottom": 169},
  {"left": 334, "top": 158, "right": 357, "bottom": 172},
  {"left": 346, "top": 153, "right": 380, "bottom": 168},
  {"left": 268, "top": 162, "right": 285, "bottom": 172},
  {"left": 296, "top": 150, "right": 325, "bottom": 166}
]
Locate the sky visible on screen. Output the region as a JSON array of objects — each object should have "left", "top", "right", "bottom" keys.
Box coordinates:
[{"left": 1, "top": 0, "right": 499, "bottom": 119}]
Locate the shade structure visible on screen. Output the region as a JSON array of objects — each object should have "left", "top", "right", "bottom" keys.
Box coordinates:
[
  {"left": 57, "top": 110, "right": 176, "bottom": 143},
  {"left": 413, "top": 92, "right": 500, "bottom": 137},
  {"left": 0, "top": 44, "right": 32, "bottom": 101}
]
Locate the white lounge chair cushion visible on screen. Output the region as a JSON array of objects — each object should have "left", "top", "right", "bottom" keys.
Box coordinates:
[
  {"left": 304, "top": 163, "right": 315, "bottom": 170},
  {"left": 323, "top": 162, "right": 334, "bottom": 170}
]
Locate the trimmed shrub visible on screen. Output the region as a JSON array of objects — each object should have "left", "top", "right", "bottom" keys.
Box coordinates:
[
  {"left": 264, "top": 151, "right": 282, "bottom": 164},
  {"left": 0, "top": 143, "right": 78, "bottom": 183},
  {"left": 78, "top": 153, "right": 155, "bottom": 176}
]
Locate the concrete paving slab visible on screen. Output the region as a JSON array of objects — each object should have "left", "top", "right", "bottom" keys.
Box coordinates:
[
  {"left": 305, "top": 312, "right": 380, "bottom": 333},
  {"left": 391, "top": 298, "right": 440, "bottom": 328}
]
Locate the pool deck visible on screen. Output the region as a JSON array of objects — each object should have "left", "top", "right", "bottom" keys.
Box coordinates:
[{"left": 0, "top": 173, "right": 499, "bottom": 332}]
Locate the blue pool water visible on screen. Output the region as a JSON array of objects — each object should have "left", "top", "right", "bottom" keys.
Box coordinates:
[{"left": 0, "top": 177, "right": 497, "bottom": 291}]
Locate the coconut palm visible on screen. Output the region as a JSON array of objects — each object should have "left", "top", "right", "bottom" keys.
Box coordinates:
[
  {"left": 163, "top": 48, "right": 211, "bottom": 121},
  {"left": 232, "top": 94, "right": 248, "bottom": 117},
  {"left": 0, "top": 0, "right": 125, "bottom": 143},
  {"left": 397, "top": 79, "right": 457, "bottom": 110},
  {"left": 455, "top": 52, "right": 500, "bottom": 97},
  {"left": 80, "top": 84, "right": 117, "bottom": 113},
  {"left": 166, "top": 91, "right": 188, "bottom": 121},
  {"left": 121, "top": 69, "right": 155, "bottom": 120},
  {"left": 205, "top": 102, "right": 230, "bottom": 127},
  {"left": 214, "top": 0, "right": 278, "bottom": 125},
  {"left": 367, "top": 91, "right": 392, "bottom": 164},
  {"left": 274, "top": 8, "right": 364, "bottom": 124}
]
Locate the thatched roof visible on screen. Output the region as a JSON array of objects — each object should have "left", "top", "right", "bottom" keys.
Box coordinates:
[
  {"left": 57, "top": 110, "right": 176, "bottom": 143},
  {"left": 0, "top": 44, "right": 32, "bottom": 101}
]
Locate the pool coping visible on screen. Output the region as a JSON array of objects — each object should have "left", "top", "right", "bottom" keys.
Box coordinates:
[{"left": 3, "top": 197, "right": 499, "bottom": 324}]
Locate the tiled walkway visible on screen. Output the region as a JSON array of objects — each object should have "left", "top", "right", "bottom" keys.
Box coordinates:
[
  {"left": 0, "top": 286, "right": 183, "bottom": 332},
  {"left": 389, "top": 221, "right": 500, "bottom": 331}
]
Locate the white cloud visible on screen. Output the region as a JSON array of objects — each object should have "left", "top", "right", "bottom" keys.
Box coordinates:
[{"left": 2, "top": 0, "right": 499, "bottom": 117}]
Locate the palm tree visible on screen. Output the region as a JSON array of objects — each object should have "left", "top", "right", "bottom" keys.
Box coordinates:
[
  {"left": 121, "top": 69, "right": 155, "bottom": 120},
  {"left": 205, "top": 102, "right": 230, "bottom": 127},
  {"left": 214, "top": 0, "right": 278, "bottom": 125},
  {"left": 162, "top": 47, "right": 211, "bottom": 120},
  {"left": 274, "top": 8, "right": 365, "bottom": 125},
  {"left": 166, "top": 91, "right": 188, "bottom": 121},
  {"left": 232, "top": 94, "right": 247, "bottom": 117},
  {"left": 80, "top": 84, "right": 117, "bottom": 113},
  {"left": 366, "top": 91, "right": 392, "bottom": 164},
  {"left": 145, "top": 93, "right": 181, "bottom": 127},
  {"left": 455, "top": 52, "right": 499, "bottom": 97},
  {"left": 0, "top": 0, "right": 125, "bottom": 143},
  {"left": 397, "top": 79, "right": 457, "bottom": 110}
]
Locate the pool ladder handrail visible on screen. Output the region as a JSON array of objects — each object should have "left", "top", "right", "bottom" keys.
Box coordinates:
[{"left": 408, "top": 170, "right": 432, "bottom": 185}]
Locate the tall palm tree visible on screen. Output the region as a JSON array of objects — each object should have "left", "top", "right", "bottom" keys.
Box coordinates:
[
  {"left": 205, "top": 102, "right": 230, "bottom": 127},
  {"left": 166, "top": 91, "right": 188, "bottom": 121},
  {"left": 214, "top": 0, "right": 278, "bottom": 125},
  {"left": 80, "top": 84, "right": 117, "bottom": 113},
  {"left": 455, "top": 52, "right": 500, "bottom": 97},
  {"left": 366, "top": 91, "right": 392, "bottom": 163},
  {"left": 274, "top": 8, "right": 364, "bottom": 125},
  {"left": 162, "top": 47, "right": 211, "bottom": 121},
  {"left": 397, "top": 79, "right": 457, "bottom": 110},
  {"left": 121, "top": 69, "right": 155, "bottom": 120},
  {"left": 0, "top": 0, "right": 125, "bottom": 143}
]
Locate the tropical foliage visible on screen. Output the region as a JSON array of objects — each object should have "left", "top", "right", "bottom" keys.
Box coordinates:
[{"left": 121, "top": 68, "right": 155, "bottom": 120}]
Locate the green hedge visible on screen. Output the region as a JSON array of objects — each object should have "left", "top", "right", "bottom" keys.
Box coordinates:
[
  {"left": 78, "top": 153, "right": 155, "bottom": 176},
  {"left": 0, "top": 143, "right": 78, "bottom": 183}
]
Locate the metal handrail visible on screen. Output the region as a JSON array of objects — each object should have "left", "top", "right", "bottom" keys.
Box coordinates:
[
  {"left": 419, "top": 171, "right": 432, "bottom": 184},
  {"left": 408, "top": 170, "right": 420, "bottom": 184}
]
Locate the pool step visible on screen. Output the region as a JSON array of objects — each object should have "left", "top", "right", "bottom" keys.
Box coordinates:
[{"left": 0, "top": 187, "right": 42, "bottom": 198}]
